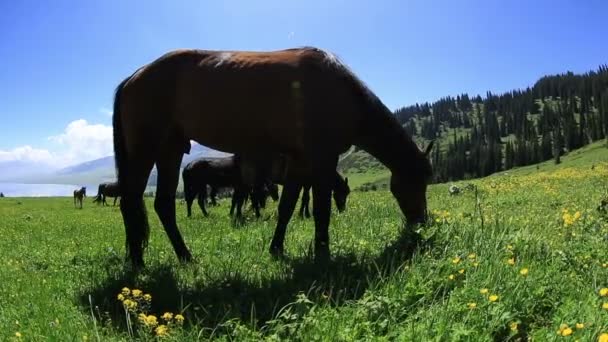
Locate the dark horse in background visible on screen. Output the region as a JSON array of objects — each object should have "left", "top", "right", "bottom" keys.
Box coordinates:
[
  {"left": 93, "top": 181, "right": 120, "bottom": 206},
  {"left": 182, "top": 155, "right": 279, "bottom": 219},
  {"left": 112, "top": 47, "right": 433, "bottom": 269},
  {"left": 298, "top": 174, "right": 349, "bottom": 218},
  {"left": 73, "top": 187, "right": 86, "bottom": 209}
]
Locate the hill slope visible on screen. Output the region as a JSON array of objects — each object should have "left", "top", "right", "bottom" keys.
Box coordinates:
[{"left": 16, "top": 143, "right": 230, "bottom": 186}]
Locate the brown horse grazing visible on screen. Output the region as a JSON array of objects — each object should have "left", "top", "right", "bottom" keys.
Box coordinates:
[
  {"left": 93, "top": 181, "right": 120, "bottom": 206},
  {"left": 73, "top": 187, "right": 86, "bottom": 209},
  {"left": 113, "top": 47, "right": 433, "bottom": 268}
]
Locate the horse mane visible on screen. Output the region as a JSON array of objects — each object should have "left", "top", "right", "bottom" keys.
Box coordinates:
[{"left": 298, "top": 47, "right": 431, "bottom": 179}]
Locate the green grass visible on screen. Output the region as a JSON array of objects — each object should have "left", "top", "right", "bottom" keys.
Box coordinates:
[{"left": 1, "top": 143, "right": 608, "bottom": 341}]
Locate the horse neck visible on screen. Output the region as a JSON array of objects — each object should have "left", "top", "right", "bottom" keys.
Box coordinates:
[{"left": 355, "top": 109, "right": 422, "bottom": 174}]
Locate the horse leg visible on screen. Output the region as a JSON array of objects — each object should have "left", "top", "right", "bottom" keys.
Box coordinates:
[
  {"left": 229, "top": 191, "right": 236, "bottom": 216},
  {"left": 119, "top": 153, "right": 155, "bottom": 269},
  {"left": 252, "top": 184, "right": 264, "bottom": 218},
  {"left": 299, "top": 185, "right": 311, "bottom": 218},
  {"left": 198, "top": 184, "right": 209, "bottom": 216},
  {"left": 235, "top": 188, "right": 245, "bottom": 220},
  {"left": 113, "top": 196, "right": 118, "bottom": 206},
  {"left": 184, "top": 188, "right": 195, "bottom": 217},
  {"left": 269, "top": 181, "right": 302, "bottom": 256},
  {"left": 210, "top": 186, "right": 218, "bottom": 206},
  {"left": 303, "top": 186, "right": 311, "bottom": 218},
  {"left": 311, "top": 157, "right": 338, "bottom": 262},
  {"left": 154, "top": 141, "right": 192, "bottom": 263}
]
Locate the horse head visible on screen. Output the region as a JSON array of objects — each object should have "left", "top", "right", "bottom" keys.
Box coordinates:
[
  {"left": 390, "top": 141, "right": 434, "bottom": 225},
  {"left": 333, "top": 175, "right": 350, "bottom": 213}
]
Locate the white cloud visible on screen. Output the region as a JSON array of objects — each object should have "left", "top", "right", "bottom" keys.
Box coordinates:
[
  {"left": 0, "top": 145, "right": 54, "bottom": 163},
  {"left": 48, "top": 119, "right": 113, "bottom": 166},
  {"left": 0, "top": 119, "right": 113, "bottom": 168}
]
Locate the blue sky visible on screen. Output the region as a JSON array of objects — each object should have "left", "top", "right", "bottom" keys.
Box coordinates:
[{"left": 1, "top": 0, "right": 607, "bottom": 167}]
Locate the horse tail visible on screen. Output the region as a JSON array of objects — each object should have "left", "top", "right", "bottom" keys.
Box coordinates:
[{"left": 113, "top": 75, "right": 150, "bottom": 254}]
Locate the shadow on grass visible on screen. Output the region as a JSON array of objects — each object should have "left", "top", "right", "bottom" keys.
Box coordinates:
[{"left": 77, "top": 224, "right": 433, "bottom": 335}]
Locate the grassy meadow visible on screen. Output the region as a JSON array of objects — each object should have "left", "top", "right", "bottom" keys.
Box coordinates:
[{"left": 1, "top": 142, "right": 608, "bottom": 341}]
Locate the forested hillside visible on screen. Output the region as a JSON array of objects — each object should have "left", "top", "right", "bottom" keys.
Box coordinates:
[{"left": 342, "top": 65, "right": 608, "bottom": 185}]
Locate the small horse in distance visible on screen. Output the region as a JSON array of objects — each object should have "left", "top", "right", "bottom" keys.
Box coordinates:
[
  {"left": 113, "top": 47, "right": 433, "bottom": 269},
  {"left": 93, "top": 181, "right": 120, "bottom": 206},
  {"left": 73, "top": 187, "right": 86, "bottom": 209}
]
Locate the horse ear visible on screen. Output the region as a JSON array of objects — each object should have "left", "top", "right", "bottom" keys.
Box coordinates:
[{"left": 424, "top": 140, "right": 435, "bottom": 156}]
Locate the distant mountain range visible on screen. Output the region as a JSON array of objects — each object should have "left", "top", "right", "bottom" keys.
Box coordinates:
[{"left": 0, "top": 143, "right": 230, "bottom": 187}]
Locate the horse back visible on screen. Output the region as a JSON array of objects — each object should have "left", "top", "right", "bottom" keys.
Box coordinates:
[{"left": 120, "top": 48, "right": 359, "bottom": 157}]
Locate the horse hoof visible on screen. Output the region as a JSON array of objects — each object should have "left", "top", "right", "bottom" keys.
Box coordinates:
[
  {"left": 128, "top": 259, "right": 145, "bottom": 272},
  {"left": 269, "top": 245, "right": 284, "bottom": 258},
  {"left": 179, "top": 252, "right": 194, "bottom": 264},
  {"left": 314, "top": 247, "right": 330, "bottom": 264}
]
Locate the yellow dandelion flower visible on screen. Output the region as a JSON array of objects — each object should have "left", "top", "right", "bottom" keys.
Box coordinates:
[
  {"left": 576, "top": 323, "right": 584, "bottom": 329},
  {"left": 599, "top": 288, "right": 608, "bottom": 297},
  {"left": 480, "top": 288, "right": 489, "bottom": 295},
  {"left": 598, "top": 333, "right": 608, "bottom": 342},
  {"left": 155, "top": 324, "right": 169, "bottom": 336},
  {"left": 574, "top": 211, "right": 581, "bottom": 220},
  {"left": 467, "top": 302, "right": 477, "bottom": 309},
  {"left": 121, "top": 287, "right": 130, "bottom": 296},
  {"left": 473, "top": 262, "right": 479, "bottom": 267},
  {"left": 520, "top": 268, "right": 529, "bottom": 276},
  {"left": 561, "top": 327, "right": 573, "bottom": 336},
  {"left": 143, "top": 294, "right": 152, "bottom": 302},
  {"left": 602, "top": 302, "right": 608, "bottom": 310},
  {"left": 161, "top": 312, "right": 173, "bottom": 321},
  {"left": 144, "top": 315, "right": 158, "bottom": 327},
  {"left": 15, "top": 332, "right": 22, "bottom": 338},
  {"left": 452, "top": 257, "right": 461, "bottom": 264},
  {"left": 468, "top": 253, "right": 476, "bottom": 260},
  {"left": 138, "top": 313, "right": 147, "bottom": 324},
  {"left": 506, "top": 244, "right": 513, "bottom": 250},
  {"left": 117, "top": 293, "right": 125, "bottom": 301},
  {"left": 458, "top": 269, "right": 465, "bottom": 274},
  {"left": 131, "top": 289, "right": 142, "bottom": 297},
  {"left": 488, "top": 294, "right": 499, "bottom": 302},
  {"left": 123, "top": 299, "right": 137, "bottom": 310},
  {"left": 507, "top": 258, "right": 515, "bottom": 266},
  {"left": 448, "top": 274, "right": 455, "bottom": 280},
  {"left": 603, "top": 263, "right": 608, "bottom": 268},
  {"left": 175, "top": 314, "right": 184, "bottom": 324},
  {"left": 509, "top": 322, "right": 518, "bottom": 332}
]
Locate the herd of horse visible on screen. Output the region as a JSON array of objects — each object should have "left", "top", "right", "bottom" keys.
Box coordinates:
[
  {"left": 83, "top": 46, "right": 433, "bottom": 269},
  {"left": 83, "top": 153, "right": 349, "bottom": 223}
]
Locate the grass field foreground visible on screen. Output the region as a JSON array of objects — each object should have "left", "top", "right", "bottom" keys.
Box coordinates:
[{"left": 1, "top": 142, "right": 608, "bottom": 341}]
